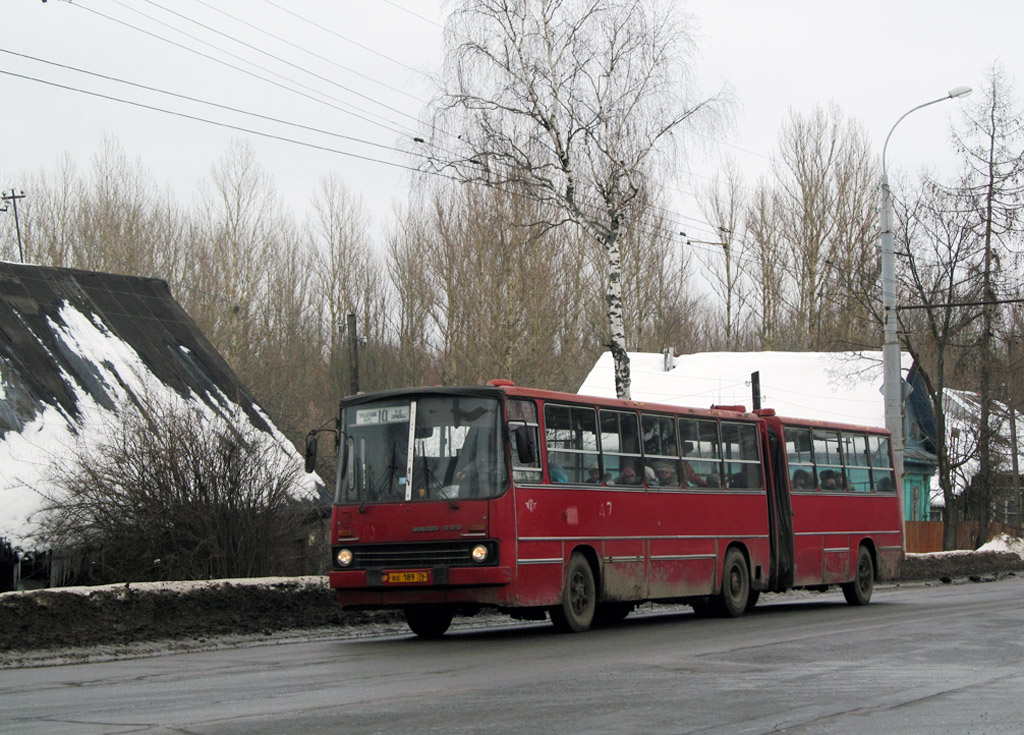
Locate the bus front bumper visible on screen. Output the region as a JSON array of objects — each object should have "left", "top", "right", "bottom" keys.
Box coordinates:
[{"left": 330, "top": 565, "right": 512, "bottom": 590}]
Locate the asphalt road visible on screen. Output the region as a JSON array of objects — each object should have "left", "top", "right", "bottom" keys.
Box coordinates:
[{"left": 3, "top": 579, "right": 1023, "bottom": 734}]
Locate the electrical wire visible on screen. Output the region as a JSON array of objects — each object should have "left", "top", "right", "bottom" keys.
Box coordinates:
[
  {"left": 0, "top": 67, "right": 429, "bottom": 175},
  {"left": 0, "top": 48, "right": 414, "bottom": 158},
  {"left": 73, "top": 0, "right": 423, "bottom": 142}
]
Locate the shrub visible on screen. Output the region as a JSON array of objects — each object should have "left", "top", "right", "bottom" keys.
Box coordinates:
[{"left": 40, "top": 395, "right": 309, "bottom": 583}]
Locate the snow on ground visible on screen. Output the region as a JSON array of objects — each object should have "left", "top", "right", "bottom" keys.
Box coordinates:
[
  {"left": 0, "top": 575, "right": 327, "bottom": 598},
  {"left": 977, "top": 533, "right": 1024, "bottom": 557},
  {"left": 906, "top": 533, "right": 1024, "bottom": 560}
]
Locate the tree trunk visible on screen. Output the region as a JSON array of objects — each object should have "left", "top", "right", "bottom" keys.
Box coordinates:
[{"left": 605, "top": 229, "right": 631, "bottom": 400}]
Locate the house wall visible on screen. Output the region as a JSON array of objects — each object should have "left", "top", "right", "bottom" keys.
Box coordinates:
[{"left": 903, "top": 473, "right": 932, "bottom": 522}]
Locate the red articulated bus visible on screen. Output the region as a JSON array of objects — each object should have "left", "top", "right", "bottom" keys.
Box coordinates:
[{"left": 306, "top": 380, "right": 903, "bottom": 638}]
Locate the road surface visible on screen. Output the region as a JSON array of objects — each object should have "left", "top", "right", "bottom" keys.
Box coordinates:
[{"left": 3, "top": 579, "right": 1023, "bottom": 734}]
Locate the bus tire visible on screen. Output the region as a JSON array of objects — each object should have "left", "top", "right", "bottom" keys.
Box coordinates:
[
  {"left": 550, "top": 552, "right": 596, "bottom": 633},
  {"left": 842, "top": 546, "right": 874, "bottom": 606},
  {"left": 594, "top": 601, "right": 632, "bottom": 627},
  {"left": 715, "top": 548, "right": 750, "bottom": 618},
  {"left": 745, "top": 589, "right": 760, "bottom": 612},
  {"left": 404, "top": 605, "right": 455, "bottom": 638}
]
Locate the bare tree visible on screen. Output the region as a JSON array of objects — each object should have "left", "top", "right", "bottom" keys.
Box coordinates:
[
  {"left": 393, "top": 178, "right": 596, "bottom": 389},
  {"left": 306, "top": 174, "right": 386, "bottom": 397},
  {"left": 698, "top": 159, "right": 748, "bottom": 350},
  {"left": 947, "top": 65, "right": 1024, "bottom": 536},
  {"left": 429, "top": 0, "right": 724, "bottom": 398},
  {"left": 771, "top": 104, "right": 878, "bottom": 350},
  {"left": 743, "top": 178, "right": 788, "bottom": 349},
  {"left": 896, "top": 183, "right": 985, "bottom": 547},
  {"left": 13, "top": 154, "right": 82, "bottom": 267},
  {"left": 40, "top": 395, "right": 310, "bottom": 583}
]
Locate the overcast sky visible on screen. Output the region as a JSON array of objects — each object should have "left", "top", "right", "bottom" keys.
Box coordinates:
[{"left": 2, "top": 0, "right": 1020, "bottom": 247}]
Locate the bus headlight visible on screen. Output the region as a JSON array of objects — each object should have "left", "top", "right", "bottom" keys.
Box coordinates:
[
  {"left": 471, "top": 544, "right": 489, "bottom": 563},
  {"left": 336, "top": 548, "right": 353, "bottom": 567}
]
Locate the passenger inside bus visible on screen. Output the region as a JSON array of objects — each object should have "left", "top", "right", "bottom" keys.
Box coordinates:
[
  {"left": 791, "top": 468, "right": 812, "bottom": 489},
  {"left": 653, "top": 461, "right": 679, "bottom": 486},
  {"left": 680, "top": 441, "right": 710, "bottom": 488},
  {"left": 616, "top": 466, "right": 642, "bottom": 485},
  {"left": 549, "top": 463, "right": 568, "bottom": 483}
]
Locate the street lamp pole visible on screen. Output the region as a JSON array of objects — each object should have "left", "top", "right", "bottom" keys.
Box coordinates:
[{"left": 880, "top": 85, "right": 971, "bottom": 525}]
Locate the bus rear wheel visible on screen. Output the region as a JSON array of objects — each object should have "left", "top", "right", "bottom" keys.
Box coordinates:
[
  {"left": 714, "top": 548, "right": 750, "bottom": 618},
  {"left": 550, "top": 552, "right": 596, "bottom": 633},
  {"left": 842, "top": 546, "right": 874, "bottom": 606},
  {"left": 404, "top": 605, "right": 455, "bottom": 638}
]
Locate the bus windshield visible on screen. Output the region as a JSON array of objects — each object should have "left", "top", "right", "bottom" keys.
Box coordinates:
[{"left": 337, "top": 395, "right": 505, "bottom": 504}]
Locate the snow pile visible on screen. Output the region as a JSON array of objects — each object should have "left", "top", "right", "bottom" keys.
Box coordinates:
[{"left": 978, "top": 533, "right": 1024, "bottom": 559}]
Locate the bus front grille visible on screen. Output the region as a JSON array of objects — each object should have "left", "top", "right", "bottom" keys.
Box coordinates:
[{"left": 333, "top": 541, "right": 497, "bottom": 570}]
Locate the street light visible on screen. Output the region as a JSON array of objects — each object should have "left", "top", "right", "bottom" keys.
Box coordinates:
[{"left": 879, "top": 85, "right": 971, "bottom": 524}]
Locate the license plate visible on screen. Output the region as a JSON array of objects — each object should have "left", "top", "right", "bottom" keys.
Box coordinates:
[{"left": 382, "top": 570, "right": 430, "bottom": 584}]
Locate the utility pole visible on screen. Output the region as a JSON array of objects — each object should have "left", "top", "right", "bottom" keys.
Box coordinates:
[
  {"left": 879, "top": 86, "right": 971, "bottom": 537},
  {"left": 1, "top": 190, "right": 26, "bottom": 263},
  {"left": 347, "top": 312, "right": 360, "bottom": 396}
]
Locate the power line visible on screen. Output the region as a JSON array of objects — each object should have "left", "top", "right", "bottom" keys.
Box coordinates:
[
  {"left": 262, "top": 0, "right": 428, "bottom": 75},
  {"left": 72, "top": 0, "right": 423, "bottom": 141},
  {"left": 191, "top": 0, "right": 427, "bottom": 106},
  {"left": 138, "top": 0, "right": 425, "bottom": 127},
  {"left": 0, "top": 67, "right": 429, "bottom": 175},
  {"left": 379, "top": 0, "right": 445, "bottom": 29},
  {"left": 898, "top": 297, "right": 1024, "bottom": 311},
  {"left": 0, "top": 49, "right": 415, "bottom": 157}
]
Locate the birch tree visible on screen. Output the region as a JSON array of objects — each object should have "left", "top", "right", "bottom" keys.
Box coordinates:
[{"left": 429, "top": 0, "right": 722, "bottom": 398}]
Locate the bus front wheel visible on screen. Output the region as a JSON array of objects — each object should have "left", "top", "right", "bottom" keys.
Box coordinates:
[
  {"left": 404, "top": 605, "right": 455, "bottom": 638},
  {"left": 842, "top": 546, "right": 874, "bottom": 606},
  {"left": 550, "top": 552, "right": 596, "bottom": 633}
]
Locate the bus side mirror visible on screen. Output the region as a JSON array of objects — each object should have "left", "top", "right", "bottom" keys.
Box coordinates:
[
  {"left": 304, "top": 433, "right": 318, "bottom": 473},
  {"left": 514, "top": 424, "right": 536, "bottom": 464}
]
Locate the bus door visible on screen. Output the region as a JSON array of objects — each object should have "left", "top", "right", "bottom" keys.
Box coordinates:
[
  {"left": 763, "top": 423, "right": 794, "bottom": 589},
  {"left": 783, "top": 426, "right": 827, "bottom": 586}
]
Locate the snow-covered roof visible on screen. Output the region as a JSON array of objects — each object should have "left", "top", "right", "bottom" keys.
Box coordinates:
[
  {"left": 0, "top": 262, "right": 316, "bottom": 548},
  {"left": 578, "top": 350, "right": 913, "bottom": 427}
]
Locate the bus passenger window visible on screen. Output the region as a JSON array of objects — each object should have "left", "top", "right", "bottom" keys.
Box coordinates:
[
  {"left": 785, "top": 427, "right": 816, "bottom": 492},
  {"left": 722, "top": 422, "right": 762, "bottom": 490},
  {"left": 678, "top": 418, "right": 722, "bottom": 488},
  {"left": 601, "top": 410, "right": 643, "bottom": 486},
  {"left": 544, "top": 403, "right": 599, "bottom": 484},
  {"left": 842, "top": 432, "right": 872, "bottom": 492},
  {"left": 868, "top": 435, "right": 896, "bottom": 492},
  {"left": 813, "top": 429, "right": 843, "bottom": 492},
  {"left": 642, "top": 414, "right": 681, "bottom": 488}
]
